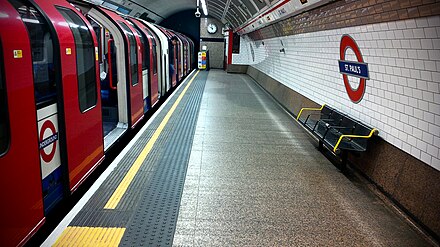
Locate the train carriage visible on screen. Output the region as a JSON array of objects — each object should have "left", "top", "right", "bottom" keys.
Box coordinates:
[
  {"left": 126, "top": 17, "right": 160, "bottom": 112},
  {"left": 140, "top": 20, "right": 171, "bottom": 96},
  {"left": 0, "top": 0, "right": 194, "bottom": 245}
]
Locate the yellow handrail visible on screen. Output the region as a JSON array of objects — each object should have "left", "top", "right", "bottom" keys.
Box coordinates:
[
  {"left": 296, "top": 104, "right": 326, "bottom": 120},
  {"left": 333, "top": 128, "right": 378, "bottom": 153}
]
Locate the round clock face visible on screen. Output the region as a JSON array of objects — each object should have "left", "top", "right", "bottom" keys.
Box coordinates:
[{"left": 207, "top": 23, "right": 217, "bottom": 34}]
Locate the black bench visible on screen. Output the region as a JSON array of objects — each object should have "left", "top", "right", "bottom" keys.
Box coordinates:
[{"left": 297, "top": 104, "right": 378, "bottom": 169}]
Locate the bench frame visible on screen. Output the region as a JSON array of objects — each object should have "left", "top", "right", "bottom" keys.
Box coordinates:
[{"left": 297, "top": 104, "right": 378, "bottom": 169}]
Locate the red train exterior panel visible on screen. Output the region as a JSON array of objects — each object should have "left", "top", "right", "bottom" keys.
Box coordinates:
[
  {"left": 0, "top": 2, "right": 45, "bottom": 246},
  {"left": 32, "top": 0, "right": 105, "bottom": 192}
]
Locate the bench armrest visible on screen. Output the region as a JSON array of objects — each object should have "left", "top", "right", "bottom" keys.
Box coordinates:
[
  {"left": 296, "top": 104, "right": 326, "bottom": 120},
  {"left": 333, "top": 128, "right": 378, "bottom": 153}
]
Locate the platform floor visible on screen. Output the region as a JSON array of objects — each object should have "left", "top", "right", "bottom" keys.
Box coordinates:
[{"left": 45, "top": 70, "right": 431, "bottom": 246}]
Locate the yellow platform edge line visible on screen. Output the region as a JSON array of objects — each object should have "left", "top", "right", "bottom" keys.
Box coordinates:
[
  {"left": 104, "top": 70, "right": 201, "bottom": 209},
  {"left": 53, "top": 226, "right": 126, "bottom": 247}
]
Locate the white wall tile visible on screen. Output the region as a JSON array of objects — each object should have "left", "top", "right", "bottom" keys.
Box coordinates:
[
  {"left": 424, "top": 60, "right": 437, "bottom": 71},
  {"left": 417, "top": 50, "right": 429, "bottom": 60},
  {"left": 413, "top": 29, "right": 425, "bottom": 38},
  {"left": 416, "top": 18, "right": 429, "bottom": 28},
  {"left": 414, "top": 60, "right": 425, "bottom": 70},
  {"left": 418, "top": 99, "right": 429, "bottom": 110},
  {"left": 429, "top": 103, "right": 440, "bottom": 114},
  {"left": 429, "top": 50, "right": 440, "bottom": 60},
  {"left": 411, "top": 146, "right": 422, "bottom": 159},
  {"left": 417, "top": 139, "right": 428, "bottom": 152},
  {"left": 428, "top": 16, "right": 440, "bottom": 27},
  {"left": 410, "top": 39, "right": 422, "bottom": 49},
  {"left": 407, "top": 135, "right": 418, "bottom": 147},
  {"left": 425, "top": 27, "right": 438, "bottom": 38},
  {"left": 435, "top": 136, "right": 440, "bottom": 147},
  {"left": 421, "top": 39, "right": 434, "bottom": 49},
  {"left": 421, "top": 151, "right": 432, "bottom": 164},
  {"left": 424, "top": 111, "right": 436, "bottom": 122},
  {"left": 427, "top": 144, "right": 439, "bottom": 158},
  {"left": 396, "top": 20, "right": 407, "bottom": 29},
  {"left": 405, "top": 19, "right": 417, "bottom": 29},
  {"left": 403, "top": 29, "right": 414, "bottom": 38},
  {"left": 423, "top": 131, "right": 435, "bottom": 145},
  {"left": 432, "top": 157, "right": 440, "bottom": 171},
  {"left": 433, "top": 39, "right": 440, "bottom": 49},
  {"left": 429, "top": 123, "right": 440, "bottom": 135}
]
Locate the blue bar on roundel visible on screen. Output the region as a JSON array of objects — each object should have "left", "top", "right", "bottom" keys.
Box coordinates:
[{"left": 338, "top": 60, "right": 369, "bottom": 79}]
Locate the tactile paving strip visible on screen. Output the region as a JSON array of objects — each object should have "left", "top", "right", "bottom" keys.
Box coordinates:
[
  {"left": 119, "top": 72, "right": 208, "bottom": 246},
  {"left": 68, "top": 71, "right": 204, "bottom": 228}
]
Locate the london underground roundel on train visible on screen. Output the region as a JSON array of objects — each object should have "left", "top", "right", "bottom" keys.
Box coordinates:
[
  {"left": 338, "top": 34, "right": 370, "bottom": 103},
  {"left": 39, "top": 119, "right": 58, "bottom": 163}
]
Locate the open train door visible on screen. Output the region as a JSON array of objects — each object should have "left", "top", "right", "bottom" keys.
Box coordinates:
[
  {"left": 97, "top": 8, "right": 144, "bottom": 129},
  {"left": 72, "top": 3, "right": 143, "bottom": 150},
  {"left": 31, "top": 0, "right": 105, "bottom": 192}
]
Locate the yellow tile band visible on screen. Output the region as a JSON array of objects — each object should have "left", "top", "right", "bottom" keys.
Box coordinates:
[
  {"left": 53, "top": 226, "right": 125, "bottom": 246},
  {"left": 104, "top": 70, "right": 201, "bottom": 209}
]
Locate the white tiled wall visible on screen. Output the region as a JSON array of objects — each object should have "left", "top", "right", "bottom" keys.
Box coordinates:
[{"left": 233, "top": 16, "right": 440, "bottom": 171}]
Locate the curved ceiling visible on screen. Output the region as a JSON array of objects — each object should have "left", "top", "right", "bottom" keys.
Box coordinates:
[{"left": 96, "top": 0, "right": 277, "bottom": 29}]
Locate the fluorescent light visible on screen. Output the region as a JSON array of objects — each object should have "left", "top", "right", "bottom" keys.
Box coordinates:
[{"left": 200, "top": 0, "right": 208, "bottom": 15}]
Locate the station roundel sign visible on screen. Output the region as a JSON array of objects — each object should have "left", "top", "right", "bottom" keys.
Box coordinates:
[
  {"left": 39, "top": 120, "right": 59, "bottom": 163},
  {"left": 339, "top": 35, "right": 370, "bottom": 103}
]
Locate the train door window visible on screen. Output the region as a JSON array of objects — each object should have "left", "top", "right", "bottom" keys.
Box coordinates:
[
  {"left": 9, "top": 0, "right": 57, "bottom": 106},
  {"left": 0, "top": 41, "right": 10, "bottom": 155},
  {"left": 128, "top": 21, "right": 149, "bottom": 71},
  {"left": 145, "top": 29, "right": 157, "bottom": 75},
  {"left": 87, "top": 17, "right": 103, "bottom": 63},
  {"left": 57, "top": 7, "right": 97, "bottom": 112},
  {"left": 119, "top": 22, "right": 138, "bottom": 86}
]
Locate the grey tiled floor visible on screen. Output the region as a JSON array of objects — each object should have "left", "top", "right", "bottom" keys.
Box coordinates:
[{"left": 172, "top": 70, "right": 430, "bottom": 246}]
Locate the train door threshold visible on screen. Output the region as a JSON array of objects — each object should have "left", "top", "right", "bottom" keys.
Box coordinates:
[{"left": 104, "top": 122, "right": 128, "bottom": 151}]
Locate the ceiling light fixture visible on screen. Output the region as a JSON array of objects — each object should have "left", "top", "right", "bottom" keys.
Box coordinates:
[
  {"left": 198, "top": 0, "right": 208, "bottom": 16},
  {"left": 195, "top": 0, "right": 201, "bottom": 17}
]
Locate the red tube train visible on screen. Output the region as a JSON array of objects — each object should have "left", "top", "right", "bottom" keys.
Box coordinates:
[{"left": 0, "top": 0, "right": 194, "bottom": 246}]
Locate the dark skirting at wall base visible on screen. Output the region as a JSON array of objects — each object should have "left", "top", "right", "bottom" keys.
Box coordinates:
[
  {"left": 226, "top": 64, "right": 248, "bottom": 74},
  {"left": 247, "top": 66, "right": 440, "bottom": 241}
]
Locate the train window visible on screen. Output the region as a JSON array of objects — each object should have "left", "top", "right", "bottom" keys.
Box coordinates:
[
  {"left": 140, "top": 35, "right": 149, "bottom": 71},
  {"left": 127, "top": 21, "right": 149, "bottom": 71},
  {"left": 145, "top": 29, "right": 157, "bottom": 75},
  {"left": 151, "top": 39, "right": 157, "bottom": 75},
  {"left": 57, "top": 7, "right": 97, "bottom": 112},
  {"left": 119, "top": 22, "right": 138, "bottom": 86},
  {"left": 0, "top": 41, "right": 10, "bottom": 155},
  {"left": 9, "top": 0, "right": 57, "bottom": 106}
]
